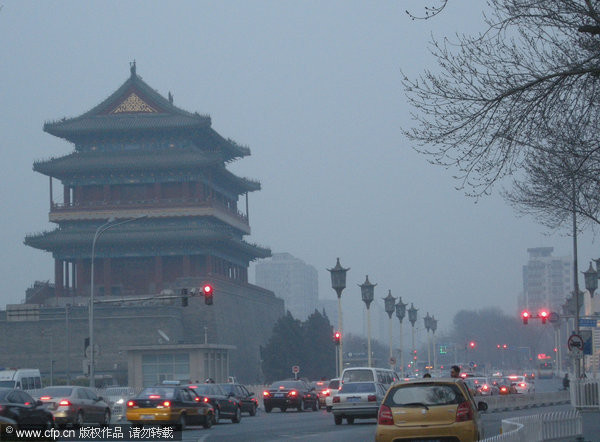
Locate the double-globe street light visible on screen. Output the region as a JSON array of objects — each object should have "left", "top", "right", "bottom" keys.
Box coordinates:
[
  {"left": 383, "top": 290, "right": 396, "bottom": 370},
  {"left": 408, "top": 303, "right": 418, "bottom": 369},
  {"left": 328, "top": 258, "right": 349, "bottom": 377},
  {"left": 395, "top": 298, "right": 407, "bottom": 375},
  {"left": 359, "top": 276, "right": 376, "bottom": 368},
  {"left": 89, "top": 215, "right": 146, "bottom": 388},
  {"left": 424, "top": 313, "right": 433, "bottom": 370}
]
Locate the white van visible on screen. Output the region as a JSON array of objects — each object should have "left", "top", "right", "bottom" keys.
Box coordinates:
[
  {"left": 0, "top": 369, "right": 42, "bottom": 390},
  {"left": 340, "top": 367, "right": 399, "bottom": 388}
]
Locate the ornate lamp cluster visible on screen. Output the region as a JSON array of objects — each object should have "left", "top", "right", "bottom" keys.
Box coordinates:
[{"left": 329, "top": 258, "right": 436, "bottom": 373}]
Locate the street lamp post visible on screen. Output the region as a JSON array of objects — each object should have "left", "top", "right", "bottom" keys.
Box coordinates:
[
  {"left": 89, "top": 216, "right": 146, "bottom": 388},
  {"left": 583, "top": 261, "right": 598, "bottom": 377},
  {"left": 383, "top": 290, "right": 396, "bottom": 369},
  {"left": 408, "top": 303, "right": 418, "bottom": 371},
  {"left": 424, "top": 313, "right": 432, "bottom": 370},
  {"left": 359, "top": 275, "right": 376, "bottom": 368},
  {"left": 431, "top": 316, "right": 438, "bottom": 372},
  {"left": 328, "top": 258, "right": 349, "bottom": 377},
  {"left": 395, "top": 298, "right": 407, "bottom": 375}
]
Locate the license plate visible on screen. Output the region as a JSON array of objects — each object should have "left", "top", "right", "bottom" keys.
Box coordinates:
[
  {"left": 275, "top": 393, "right": 285, "bottom": 397},
  {"left": 347, "top": 397, "right": 360, "bottom": 402},
  {"left": 141, "top": 415, "right": 155, "bottom": 420}
]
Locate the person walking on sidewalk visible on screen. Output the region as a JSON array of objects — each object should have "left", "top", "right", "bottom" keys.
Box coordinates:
[{"left": 562, "top": 373, "right": 570, "bottom": 391}]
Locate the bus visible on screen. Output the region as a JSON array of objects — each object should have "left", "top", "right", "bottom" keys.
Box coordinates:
[{"left": 536, "top": 354, "right": 553, "bottom": 379}]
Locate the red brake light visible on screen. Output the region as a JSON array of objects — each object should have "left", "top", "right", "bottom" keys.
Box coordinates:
[
  {"left": 162, "top": 401, "right": 171, "bottom": 408},
  {"left": 149, "top": 395, "right": 161, "bottom": 399},
  {"left": 367, "top": 395, "right": 376, "bottom": 402},
  {"left": 58, "top": 400, "right": 71, "bottom": 406},
  {"left": 323, "top": 389, "right": 330, "bottom": 396},
  {"left": 460, "top": 373, "right": 467, "bottom": 378},
  {"left": 378, "top": 404, "right": 394, "bottom": 425},
  {"left": 519, "top": 383, "right": 526, "bottom": 387},
  {"left": 289, "top": 390, "right": 298, "bottom": 397},
  {"left": 188, "top": 385, "right": 197, "bottom": 389},
  {"left": 333, "top": 396, "right": 340, "bottom": 403},
  {"left": 40, "top": 396, "right": 52, "bottom": 400},
  {"left": 203, "top": 397, "right": 209, "bottom": 403},
  {"left": 482, "top": 385, "right": 489, "bottom": 390},
  {"left": 263, "top": 391, "right": 270, "bottom": 397},
  {"left": 500, "top": 387, "right": 507, "bottom": 393},
  {"left": 456, "top": 401, "right": 473, "bottom": 422},
  {"left": 127, "top": 400, "right": 137, "bottom": 408},
  {"left": 194, "top": 396, "right": 200, "bottom": 402}
]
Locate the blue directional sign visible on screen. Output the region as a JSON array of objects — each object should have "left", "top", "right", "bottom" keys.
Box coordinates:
[{"left": 579, "top": 318, "right": 598, "bottom": 328}]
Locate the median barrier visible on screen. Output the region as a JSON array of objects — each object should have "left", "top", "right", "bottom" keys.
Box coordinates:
[{"left": 482, "top": 391, "right": 569, "bottom": 413}]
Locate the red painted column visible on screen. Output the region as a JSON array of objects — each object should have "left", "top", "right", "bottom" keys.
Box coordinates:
[
  {"left": 103, "top": 258, "right": 111, "bottom": 296},
  {"left": 55, "top": 259, "right": 63, "bottom": 298}
]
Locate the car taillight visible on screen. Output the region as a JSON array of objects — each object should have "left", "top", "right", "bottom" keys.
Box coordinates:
[
  {"left": 378, "top": 404, "right": 394, "bottom": 425},
  {"left": 127, "top": 400, "right": 137, "bottom": 408},
  {"left": 482, "top": 385, "right": 489, "bottom": 391},
  {"left": 333, "top": 396, "right": 340, "bottom": 403},
  {"left": 322, "top": 389, "right": 330, "bottom": 396},
  {"left": 367, "top": 395, "right": 376, "bottom": 402},
  {"left": 40, "top": 396, "right": 52, "bottom": 400},
  {"left": 288, "top": 390, "right": 297, "bottom": 397},
  {"left": 456, "top": 401, "right": 473, "bottom": 422},
  {"left": 58, "top": 400, "right": 71, "bottom": 407},
  {"left": 162, "top": 401, "right": 171, "bottom": 408},
  {"left": 500, "top": 387, "right": 507, "bottom": 393},
  {"left": 149, "top": 395, "right": 161, "bottom": 399},
  {"left": 263, "top": 391, "right": 270, "bottom": 397},
  {"left": 194, "top": 396, "right": 200, "bottom": 402},
  {"left": 203, "top": 397, "right": 209, "bottom": 403},
  {"left": 519, "top": 383, "right": 526, "bottom": 388}
]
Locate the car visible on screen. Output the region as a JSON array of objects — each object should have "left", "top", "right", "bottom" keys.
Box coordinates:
[
  {"left": 464, "top": 377, "right": 498, "bottom": 396},
  {"left": 126, "top": 384, "right": 213, "bottom": 430},
  {"left": 341, "top": 367, "right": 399, "bottom": 388},
  {"left": 98, "top": 386, "right": 136, "bottom": 422},
  {"left": 310, "top": 380, "right": 329, "bottom": 407},
  {"left": 262, "top": 380, "right": 319, "bottom": 413},
  {"left": 331, "top": 381, "right": 387, "bottom": 425},
  {"left": 375, "top": 378, "right": 488, "bottom": 442},
  {"left": 507, "top": 375, "right": 534, "bottom": 394},
  {"left": 184, "top": 383, "right": 242, "bottom": 424},
  {"left": 495, "top": 377, "right": 517, "bottom": 395},
  {"left": 217, "top": 383, "right": 259, "bottom": 416},
  {"left": 324, "top": 378, "right": 340, "bottom": 412},
  {"left": 37, "top": 386, "right": 111, "bottom": 427},
  {"left": 0, "top": 388, "right": 54, "bottom": 429}
]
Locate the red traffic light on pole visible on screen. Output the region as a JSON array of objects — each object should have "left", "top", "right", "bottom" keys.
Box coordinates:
[
  {"left": 203, "top": 284, "right": 214, "bottom": 305},
  {"left": 540, "top": 310, "right": 548, "bottom": 324},
  {"left": 469, "top": 341, "right": 476, "bottom": 349},
  {"left": 522, "top": 311, "right": 530, "bottom": 324},
  {"left": 333, "top": 331, "right": 341, "bottom": 345}
]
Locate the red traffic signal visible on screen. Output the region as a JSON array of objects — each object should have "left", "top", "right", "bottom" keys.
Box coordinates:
[
  {"left": 469, "top": 341, "right": 476, "bottom": 349},
  {"left": 540, "top": 310, "right": 548, "bottom": 324},
  {"left": 333, "top": 331, "right": 341, "bottom": 345},
  {"left": 522, "top": 311, "right": 530, "bottom": 324},
  {"left": 203, "top": 284, "right": 214, "bottom": 305}
]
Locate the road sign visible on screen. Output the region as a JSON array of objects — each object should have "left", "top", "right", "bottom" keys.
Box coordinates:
[
  {"left": 85, "top": 344, "right": 100, "bottom": 359},
  {"left": 579, "top": 318, "right": 598, "bottom": 328},
  {"left": 568, "top": 334, "right": 584, "bottom": 352},
  {"left": 548, "top": 312, "right": 560, "bottom": 324},
  {"left": 469, "top": 361, "right": 475, "bottom": 368},
  {"left": 292, "top": 365, "right": 300, "bottom": 374},
  {"left": 581, "top": 330, "right": 593, "bottom": 355}
]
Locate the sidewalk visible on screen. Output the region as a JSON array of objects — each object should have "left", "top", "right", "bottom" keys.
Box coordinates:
[{"left": 581, "top": 409, "right": 600, "bottom": 442}]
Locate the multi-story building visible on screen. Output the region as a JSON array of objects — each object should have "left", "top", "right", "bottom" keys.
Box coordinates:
[
  {"left": 521, "top": 247, "right": 572, "bottom": 314},
  {"left": 255, "top": 253, "right": 318, "bottom": 320}
]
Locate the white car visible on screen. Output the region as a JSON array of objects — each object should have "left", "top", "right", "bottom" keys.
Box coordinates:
[
  {"left": 331, "top": 381, "right": 387, "bottom": 425},
  {"left": 507, "top": 375, "right": 534, "bottom": 394},
  {"left": 324, "top": 378, "right": 340, "bottom": 412}
]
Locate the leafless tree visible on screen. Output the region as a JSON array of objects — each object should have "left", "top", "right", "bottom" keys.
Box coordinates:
[
  {"left": 403, "top": 0, "right": 600, "bottom": 198},
  {"left": 405, "top": 0, "right": 448, "bottom": 20}
]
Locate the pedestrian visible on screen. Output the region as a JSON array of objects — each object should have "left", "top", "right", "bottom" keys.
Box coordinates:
[
  {"left": 450, "top": 365, "right": 460, "bottom": 378},
  {"left": 562, "top": 373, "right": 570, "bottom": 390}
]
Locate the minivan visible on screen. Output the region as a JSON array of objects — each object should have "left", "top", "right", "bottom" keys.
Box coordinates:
[
  {"left": 0, "top": 369, "right": 42, "bottom": 391},
  {"left": 341, "top": 367, "right": 399, "bottom": 388}
]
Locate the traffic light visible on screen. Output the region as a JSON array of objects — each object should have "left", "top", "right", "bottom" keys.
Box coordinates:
[
  {"left": 203, "top": 284, "right": 214, "bottom": 305},
  {"left": 469, "top": 341, "right": 476, "bottom": 349},
  {"left": 540, "top": 310, "right": 548, "bottom": 324},
  {"left": 522, "top": 311, "right": 530, "bottom": 324},
  {"left": 333, "top": 331, "right": 341, "bottom": 345}
]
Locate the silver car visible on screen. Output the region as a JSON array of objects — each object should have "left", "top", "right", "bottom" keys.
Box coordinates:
[
  {"left": 101, "top": 387, "right": 136, "bottom": 422},
  {"left": 37, "top": 386, "right": 111, "bottom": 427},
  {"left": 331, "top": 381, "right": 387, "bottom": 425}
]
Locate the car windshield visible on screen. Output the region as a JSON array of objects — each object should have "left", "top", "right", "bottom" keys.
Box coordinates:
[
  {"left": 219, "top": 384, "right": 235, "bottom": 394},
  {"left": 138, "top": 387, "right": 175, "bottom": 399},
  {"left": 339, "top": 382, "right": 375, "bottom": 393},
  {"left": 0, "top": 389, "right": 11, "bottom": 400},
  {"left": 191, "top": 385, "right": 216, "bottom": 395},
  {"left": 386, "top": 384, "right": 465, "bottom": 407},
  {"left": 0, "top": 381, "right": 15, "bottom": 388},
  {"left": 342, "top": 369, "right": 374, "bottom": 382},
  {"left": 271, "top": 381, "right": 303, "bottom": 389},
  {"left": 39, "top": 387, "right": 73, "bottom": 397}
]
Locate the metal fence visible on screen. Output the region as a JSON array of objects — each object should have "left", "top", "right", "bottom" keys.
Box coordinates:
[
  {"left": 481, "top": 409, "right": 582, "bottom": 442},
  {"left": 482, "top": 391, "right": 570, "bottom": 412},
  {"left": 570, "top": 379, "right": 600, "bottom": 410}
]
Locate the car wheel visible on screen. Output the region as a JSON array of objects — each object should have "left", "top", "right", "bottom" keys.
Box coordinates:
[
  {"left": 177, "top": 414, "right": 186, "bottom": 431},
  {"left": 202, "top": 413, "right": 213, "bottom": 429},
  {"left": 334, "top": 414, "right": 342, "bottom": 425},
  {"left": 265, "top": 405, "right": 272, "bottom": 413},
  {"left": 249, "top": 404, "right": 257, "bottom": 416},
  {"left": 45, "top": 416, "right": 54, "bottom": 430},
  {"left": 346, "top": 417, "right": 355, "bottom": 425},
  {"left": 75, "top": 411, "right": 84, "bottom": 428},
  {"left": 213, "top": 407, "right": 220, "bottom": 424},
  {"left": 232, "top": 407, "right": 241, "bottom": 423},
  {"left": 297, "top": 400, "right": 305, "bottom": 412},
  {"left": 102, "top": 409, "right": 111, "bottom": 426},
  {"left": 311, "top": 400, "right": 318, "bottom": 411},
  {"left": 281, "top": 407, "right": 287, "bottom": 413},
  {"left": 326, "top": 406, "right": 332, "bottom": 412}
]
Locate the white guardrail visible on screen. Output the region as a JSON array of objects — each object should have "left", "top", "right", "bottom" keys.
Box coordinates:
[
  {"left": 570, "top": 379, "right": 600, "bottom": 410},
  {"left": 482, "top": 391, "right": 570, "bottom": 412},
  {"left": 481, "top": 409, "right": 582, "bottom": 442}
]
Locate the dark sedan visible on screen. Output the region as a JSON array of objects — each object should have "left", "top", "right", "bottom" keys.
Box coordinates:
[
  {"left": 218, "top": 383, "right": 259, "bottom": 416},
  {"left": 0, "top": 388, "right": 54, "bottom": 429},
  {"left": 262, "top": 380, "right": 319, "bottom": 413},
  {"left": 185, "top": 383, "right": 242, "bottom": 424}
]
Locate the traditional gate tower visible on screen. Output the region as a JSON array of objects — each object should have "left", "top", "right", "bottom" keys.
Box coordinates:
[{"left": 25, "top": 62, "right": 270, "bottom": 300}]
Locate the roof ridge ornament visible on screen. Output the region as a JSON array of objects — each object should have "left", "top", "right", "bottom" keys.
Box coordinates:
[{"left": 130, "top": 60, "right": 136, "bottom": 77}]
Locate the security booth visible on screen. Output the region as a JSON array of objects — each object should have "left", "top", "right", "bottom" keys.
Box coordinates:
[{"left": 122, "top": 343, "right": 235, "bottom": 389}]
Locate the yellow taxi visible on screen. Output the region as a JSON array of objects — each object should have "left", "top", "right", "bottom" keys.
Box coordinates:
[
  {"left": 126, "top": 382, "right": 213, "bottom": 430},
  {"left": 375, "top": 378, "right": 488, "bottom": 442}
]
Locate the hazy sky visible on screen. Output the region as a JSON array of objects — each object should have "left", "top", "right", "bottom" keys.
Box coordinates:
[{"left": 1, "top": 1, "right": 597, "bottom": 341}]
